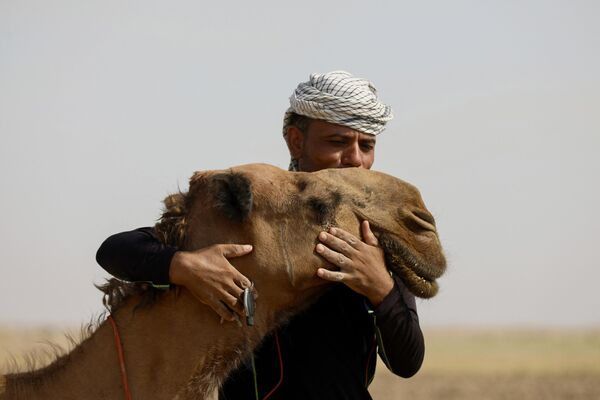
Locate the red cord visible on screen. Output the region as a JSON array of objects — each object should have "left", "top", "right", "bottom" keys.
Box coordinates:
[
  {"left": 107, "top": 315, "right": 133, "bottom": 400},
  {"left": 262, "top": 331, "right": 284, "bottom": 400}
]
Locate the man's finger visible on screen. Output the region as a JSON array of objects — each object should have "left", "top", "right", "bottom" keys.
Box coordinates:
[
  {"left": 318, "top": 231, "right": 355, "bottom": 256},
  {"left": 328, "top": 227, "right": 361, "bottom": 249},
  {"left": 315, "top": 243, "right": 351, "bottom": 268},
  {"left": 361, "top": 221, "right": 378, "bottom": 246},
  {"left": 220, "top": 244, "right": 253, "bottom": 258},
  {"left": 233, "top": 273, "right": 252, "bottom": 290},
  {"left": 222, "top": 291, "right": 245, "bottom": 316},
  {"left": 317, "top": 268, "right": 346, "bottom": 282}
]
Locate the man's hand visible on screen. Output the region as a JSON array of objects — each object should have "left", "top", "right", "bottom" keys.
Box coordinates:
[
  {"left": 315, "top": 221, "right": 393, "bottom": 306},
  {"left": 168, "top": 244, "right": 253, "bottom": 321}
]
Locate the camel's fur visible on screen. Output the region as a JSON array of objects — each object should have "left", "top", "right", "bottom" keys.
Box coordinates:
[{"left": 1, "top": 163, "right": 446, "bottom": 400}]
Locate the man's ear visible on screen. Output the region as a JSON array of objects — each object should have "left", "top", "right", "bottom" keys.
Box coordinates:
[{"left": 285, "top": 126, "right": 305, "bottom": 159}]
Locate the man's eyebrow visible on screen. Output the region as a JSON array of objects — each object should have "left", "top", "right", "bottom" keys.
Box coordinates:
[
  {"left": 324, "top": 132, "right": 354, "bottom": 139},
  {"left": 324, "top": 132, "right": 377, "bottom": 143},
  {"left": 361, "top": 137, "right": 376, "bottom": 145}
]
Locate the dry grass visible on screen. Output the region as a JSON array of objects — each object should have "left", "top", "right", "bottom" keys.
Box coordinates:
[
  {"left": 1, "top": 326, "right": 599, "bottom": 399},
  {"left": 0, "top": 326, "right": 76, "bottom": 373}
]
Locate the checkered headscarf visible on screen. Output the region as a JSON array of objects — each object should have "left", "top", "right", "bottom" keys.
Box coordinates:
[{"left": 283, "top": 71, "right": 393, "bottom": 137}]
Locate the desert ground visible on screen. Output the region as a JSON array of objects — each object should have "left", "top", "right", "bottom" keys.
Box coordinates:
[
  {"left": 1, "top": 326, "right": 599, "bottom": 399},
  {"left": 370, "top": 328, "right": 600, "bottom": 400}
]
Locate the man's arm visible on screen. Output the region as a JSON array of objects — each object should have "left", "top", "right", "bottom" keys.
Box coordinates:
[
  {"left": 96, "top": 227, "right": 176, "bottom": 285},
  {"left": 96, "top": 227, "right": 253, "bottom": 321},
  {"left": 372, "top": 277, "right": 424, "bottom": 377}
]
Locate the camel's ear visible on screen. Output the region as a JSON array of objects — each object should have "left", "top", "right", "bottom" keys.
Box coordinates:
[{"left": 213, "top": 173, "right": 253, "bottom": 222}]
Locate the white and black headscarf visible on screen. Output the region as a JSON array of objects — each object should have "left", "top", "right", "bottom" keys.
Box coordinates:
[{"left": 283, "top": 71, "right": 393, "bottom": 137}]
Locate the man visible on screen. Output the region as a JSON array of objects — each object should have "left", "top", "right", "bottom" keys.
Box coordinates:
[{"left": 96, "top": 71, "right": 424, "bottom": 399}]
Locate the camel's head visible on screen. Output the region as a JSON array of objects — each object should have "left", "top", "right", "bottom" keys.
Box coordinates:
[{"left": 156, "top": 163, "right": 446, "bottom": 309}]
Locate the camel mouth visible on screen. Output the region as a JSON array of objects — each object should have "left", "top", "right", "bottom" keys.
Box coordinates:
[
  {"left": 403, "top": 248, "right": 444, "bottom": 282},
  {"left": 398, "top": 260, "right": 440, "bottom": 299},
  {"left": 378, "top": 232, "right": 446, "bottom": 299},
  {"left": 396, "top": 263, "right": 439, "bottom": 299}
]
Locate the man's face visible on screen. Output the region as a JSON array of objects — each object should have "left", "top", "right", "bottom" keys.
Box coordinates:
[{"left": 289, "top": 119, "right": 377, "bottom": 172}]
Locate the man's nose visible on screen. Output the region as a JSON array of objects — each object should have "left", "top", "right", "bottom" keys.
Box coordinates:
[{"left": 342, "top": 143, "right": 363, "bottom": 167}]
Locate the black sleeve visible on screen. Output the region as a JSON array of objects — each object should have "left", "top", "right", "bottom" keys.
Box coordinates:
[
  {"left": 373, "top": 276, "right": 425, "bottom": 378},
  {"left": 95, "top": 227, "right": 178, "bottom": 285}
]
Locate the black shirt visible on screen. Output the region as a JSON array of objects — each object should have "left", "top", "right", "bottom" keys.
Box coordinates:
[{"left": 96, "top": 228, "right": 424, "bottom": 399}]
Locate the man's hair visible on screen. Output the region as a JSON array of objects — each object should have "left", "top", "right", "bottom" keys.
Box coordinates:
[{"left": 285, "top": 112, "right": 312, "bottom": 135}]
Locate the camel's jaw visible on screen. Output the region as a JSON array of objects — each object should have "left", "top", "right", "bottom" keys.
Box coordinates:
[
  {"left": 378, "top": 232, "right": 446, "bottom": 299},
  {"left": 397, "top": 262, "right": 440, "bottom": 299}
]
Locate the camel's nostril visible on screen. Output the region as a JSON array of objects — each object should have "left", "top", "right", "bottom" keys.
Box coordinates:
[
  {"left": 412, "top": 209, "right": 435, "bottom": 225},
  {"left": 410, "top": 209, "right": 437, "bottom": 233}
]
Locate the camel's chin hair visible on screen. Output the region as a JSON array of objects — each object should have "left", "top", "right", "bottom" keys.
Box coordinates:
[
  {"left": 398, "top": 265, "right": 439, "bottom": 299},
  {"left": 396, "top": 252, "right": 441, "bottom": 298}
]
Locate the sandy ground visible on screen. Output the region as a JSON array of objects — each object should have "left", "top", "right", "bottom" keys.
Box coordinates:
[
  {"left": 2, "top": 326, "right": 599, "bottom": 399},
  {"left": 370, "top": 370, "right": 600, "bottom": 400}
]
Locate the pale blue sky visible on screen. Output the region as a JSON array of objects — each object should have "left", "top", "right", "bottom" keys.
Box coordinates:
[{"left": 1, "top": 0, "right": 599, "bottom": 327}]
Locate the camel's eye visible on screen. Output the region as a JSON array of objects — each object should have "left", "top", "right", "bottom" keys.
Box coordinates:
[
  {"left": 307, "top": 191, "right": 342, "bottom": 227},
  {"left": 213, "top": 173, "right": 253, "bottom": 222}
]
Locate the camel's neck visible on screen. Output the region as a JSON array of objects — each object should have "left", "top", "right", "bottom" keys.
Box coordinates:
[{"left": 1, "top": 290, "right": 277, "bottom": 400}]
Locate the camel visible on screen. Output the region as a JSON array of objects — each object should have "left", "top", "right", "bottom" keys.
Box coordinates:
[{"left": 0, "top": 163, "right": 446, "bottom": 400}]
